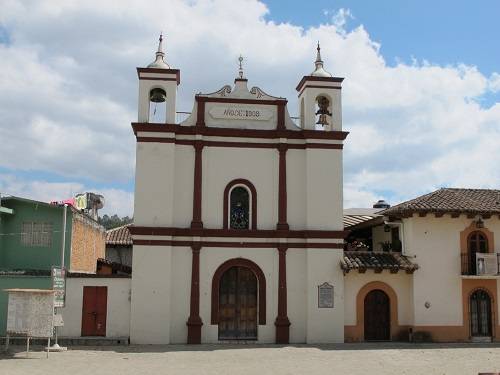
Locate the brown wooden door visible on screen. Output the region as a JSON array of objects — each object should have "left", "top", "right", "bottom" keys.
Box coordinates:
[
  {"left": 470, "top": 289, "right": 492, "bottom": 337},
  {"left": 219, "top": 266, "right": 257, "bottom": 340},
  {"left": 364, "top": 289, "right": 390, "bottom": 341},
  {"left": 81, "top": 286, "right": 107, "bottom": 336}
]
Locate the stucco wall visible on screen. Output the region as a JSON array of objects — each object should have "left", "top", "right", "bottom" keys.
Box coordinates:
[
  {"left": 130, "top": 244, "right": 172, "bottom": 344},
  {"left": 59, "top": 277, "right": 131, "bottom": 338},
  {"left": 306, "top": 249, "right": 344, "bottom": 343},
  {"left": 405, "top": 215, "right": 500, "bottom": 327},
  {"left": 344, "top": 272, "right": 413, "bottom": 326},
  {"left": 202, "top": 147, "right": 278, "bottom": 229}
]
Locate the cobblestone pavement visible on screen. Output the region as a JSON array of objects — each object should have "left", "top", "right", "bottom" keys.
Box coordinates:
[{"left": 0, "top": 343, "right": 499, "bottom": 375}]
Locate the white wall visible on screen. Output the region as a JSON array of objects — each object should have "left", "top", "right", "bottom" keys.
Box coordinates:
[
  {"left": 59, "top": 277, "right": 131, "bottom": 338},
  {"left": 372, "top": 225, "right": 392, "bottom": 252},
  {"left": 306, "top": 249, "right": 344, "bottom": 343},
  {"left": 305, "top": 148, "right": 343, "bottom": 230},
  {"left": 134, "top": 142, "right": 175, "bottom": 226},
  {"left": 130, "top": 245, "right": 172, "bottom": 344},
  {"left": 287, "top": 249, "right": 307, "bottom": 343},
  {"left": 344, "top": 272, "right": 413, "bottom": 326},
  {"left": 406, "top": 215, "right": 500, "bottom": 326},
  {"left": 202, "top": 147, "right": 278, "bottom": 229}
]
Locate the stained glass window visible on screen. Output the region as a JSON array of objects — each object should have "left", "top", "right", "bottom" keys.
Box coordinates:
[{"left": 230, "top": 187, "right": 250, "bottom": 229}]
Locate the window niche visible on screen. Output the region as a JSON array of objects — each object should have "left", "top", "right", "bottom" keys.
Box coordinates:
[
  {"left": 223, "top": 179, "right": 257, "bottom": 230},
  {"left": 230, "top": 186, "right": 250, "bottom": 229}
]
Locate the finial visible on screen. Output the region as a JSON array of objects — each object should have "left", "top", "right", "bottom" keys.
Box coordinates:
[
  {"left": 147, "top": 33, "right": 170, "bottom": 69},
  {"left": 316, "top": 41, "right": 322, "bottom": 63},
  {"left": 310, "top": 41, "right": 332, "bottom": 77},
  {"left": 238, "top": 55, "right": 245, "bottom": 79}
]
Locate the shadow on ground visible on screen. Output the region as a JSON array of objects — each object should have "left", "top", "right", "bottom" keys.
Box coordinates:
[{"left": 1, "top": 341, "right": 500, "bottom": 358}]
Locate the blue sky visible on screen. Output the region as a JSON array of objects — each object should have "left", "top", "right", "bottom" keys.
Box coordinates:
[
  {"left": 0, "top": 0, "right": 499, "bottom": 216},
  {"left": 266, "top": 0, "right": 500, "bottom": 75}
]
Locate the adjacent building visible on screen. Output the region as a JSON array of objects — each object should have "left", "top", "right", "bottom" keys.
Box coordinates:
[
  {"left": 345, "top": 188, "right": 500, "bottom": 342},
  {"left": 0, "top": 196, "right": 106, "bottom": 335}
]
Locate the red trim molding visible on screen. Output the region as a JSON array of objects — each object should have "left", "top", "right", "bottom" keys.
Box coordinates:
[
  {"left": 136, "top": 68, "right": 181, "bottom": 85},
  {"left": 196, "top": 100, "right": 206, "bottom": 127},
  {"left": 275, "top": 245, "right": 290, "bottom": 343},
  {"left": 298, "top": 84, "right": 341, "bottom": 98},
  {"left": 136, "top": 137, "right": 343, "bottom": 150},
  {"left": 191, "top": 141, "right": 204, "bottom": 229},
  {"left": 129, "top": 226, "right": 348, "bottom": 239},
  {"left": 296, "top": 75, "right": 344, "bottom": 92},
  {"left": 223, "top": 179, "right": 257, "bottom": 229},
  {"left": 132, "top": 123, "right": 349, "bottom": 141},
  {"left": 196, "top": 96, "right": 287, "bottom": 106},
  {"left": 133, "top": 239, "right": 344, "bottom": 248},
  {"left": 277, "top": 145, "right": 289, "bottom": 230},
  {"left": 211, "top": 258, "right": 266, "bottom": 325},
  {"left": 277, "top": 102, "right": 286, "bottom": 130},
  {"left": 187, "top": 244, "right": 203, "bottom": 344}
]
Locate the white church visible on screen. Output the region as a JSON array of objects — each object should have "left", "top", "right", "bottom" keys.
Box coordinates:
[
  {"left": 122, "top": 36, "right": 500, "bottom": 345},
  {"left": 129, "top": 36, "right": 347, "bottom": 344}
]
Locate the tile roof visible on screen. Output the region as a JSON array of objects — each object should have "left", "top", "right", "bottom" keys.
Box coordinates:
[
  {"left": 343, "top": 208, "right": 383, "bottom": 229},
  {"left": 105, "top": 224, "right": 132, "bottom": 245},
  {"left": 341, "top": 251, "right": 419, "bottom": 274},
  {"left": 382, "top": 188, "right": 500, "bottom": 217}
]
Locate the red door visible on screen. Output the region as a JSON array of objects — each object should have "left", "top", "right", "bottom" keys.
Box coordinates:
[{"left": 81, "top": 286, "right": 107, "bottom": 336}]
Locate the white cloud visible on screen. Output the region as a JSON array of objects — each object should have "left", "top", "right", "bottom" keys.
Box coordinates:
[
  {"left": 0, "top": 174, "right": 133, "bottom": 217},
  {"left": 0, "top": 0, "right": 499, "bottom": 214}
]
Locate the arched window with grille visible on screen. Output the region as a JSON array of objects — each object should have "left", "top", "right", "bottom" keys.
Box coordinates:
[{"left": 223, "top": 179, "right": 257, "bottom": 230}]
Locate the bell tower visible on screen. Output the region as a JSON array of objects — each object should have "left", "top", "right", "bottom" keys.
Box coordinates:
[
  {"left": 137, "top": 34, "right": 180, "bottom": 124},
  {"left": 296, "top": 42, "right": 343, "bottom": 131}
]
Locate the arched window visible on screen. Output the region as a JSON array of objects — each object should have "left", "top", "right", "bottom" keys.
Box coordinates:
[
  {"left": 230, "top": 187, "right": 249, "bottom": 229},
  {"left": 223, "top": 179, "right": 257, "bottom": 230}
]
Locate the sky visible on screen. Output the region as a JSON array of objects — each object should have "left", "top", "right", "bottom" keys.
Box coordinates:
[{"left": 0, "top": 0, "right": 499, "bottom": 217}]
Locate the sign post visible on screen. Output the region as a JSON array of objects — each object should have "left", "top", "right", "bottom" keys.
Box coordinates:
[{"left": 48, "top": 266, "right": 67, "bottom": 352}]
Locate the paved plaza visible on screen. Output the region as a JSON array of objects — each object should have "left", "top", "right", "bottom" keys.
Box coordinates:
[{"left": 0, "top": 343, "right": 499, "bottom": 375}]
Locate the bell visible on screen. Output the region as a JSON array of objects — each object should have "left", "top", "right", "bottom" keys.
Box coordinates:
[
  {"left": 149, "top": 88, "right": 166, "bottom": 103},
  {"left": 316, "top": 113, "right": 329, "bottom": 126}
]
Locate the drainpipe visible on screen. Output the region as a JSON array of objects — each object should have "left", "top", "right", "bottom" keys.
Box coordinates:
[{"left": 61, "top": 204, "right": 68, "bottom": 268}]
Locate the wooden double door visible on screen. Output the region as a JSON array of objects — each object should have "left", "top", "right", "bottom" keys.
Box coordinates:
[
  {"left": 219, "top": 266, "right": 258, "bottom": 340},
  {"left": 81, "top": 286, "right": 107, "bottom": 336},
  {"left": 364, "top": 289, "right": 390, "bottom": 341},
  {"left": 470, "top": 289, "right": 492, "bottom": 337}
]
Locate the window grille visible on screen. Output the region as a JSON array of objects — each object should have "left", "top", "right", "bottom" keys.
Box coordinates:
[{"left": 20, "top": 222, "right": 53, "bottom": 247}]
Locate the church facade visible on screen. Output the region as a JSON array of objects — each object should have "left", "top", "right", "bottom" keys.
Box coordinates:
[{"left": 128, "top": 37, "right": 348, "bottom": 344}]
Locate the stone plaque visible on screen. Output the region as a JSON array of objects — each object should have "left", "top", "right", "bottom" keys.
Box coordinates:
[
  {"left": 318, "top": 282, "right": 334, "bottom": 308},
  {"left": 209, "top": 106, "right": 273, "bottom": 121}
]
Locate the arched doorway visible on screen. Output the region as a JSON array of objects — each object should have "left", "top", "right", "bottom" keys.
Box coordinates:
[
  {"left": 468, "top": 231, "right": 488, "bottom": 275},
  {"left": 470, "top": 289, "right": 492, "bottom": 338},
  {"left": 364, "top": 289, "right": 390, "bottom": 341},
  {"left": 218, "top": 266, "right": 258, "bottom": 340}
]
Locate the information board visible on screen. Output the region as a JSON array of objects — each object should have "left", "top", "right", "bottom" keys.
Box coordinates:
[
  {"left": 52, "top": 267, "right": 66, "bottom": 308},
  {"left": 6, "top": 289, "right": 54, "bottom": 338}
]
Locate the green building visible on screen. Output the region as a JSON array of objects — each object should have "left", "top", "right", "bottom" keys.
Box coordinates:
[{"left": 0, "top": 196, "right": 105, "bottom": 335}]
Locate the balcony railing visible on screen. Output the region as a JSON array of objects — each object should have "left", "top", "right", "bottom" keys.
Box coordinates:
[{"left": 461, "top": 253, "right": 500, "bottom": 276}]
